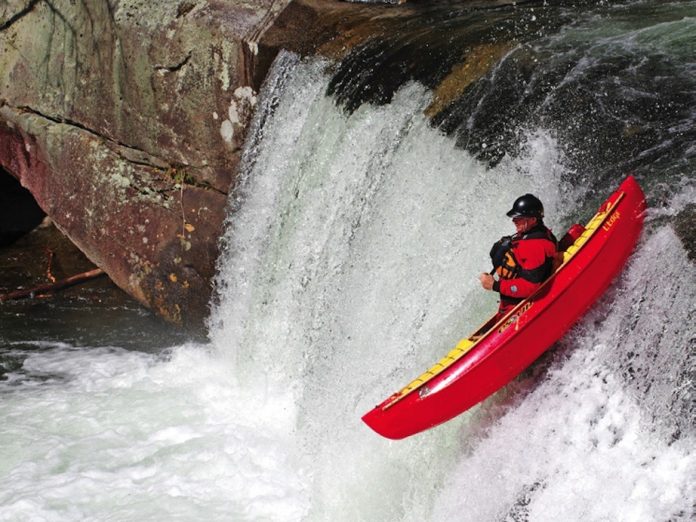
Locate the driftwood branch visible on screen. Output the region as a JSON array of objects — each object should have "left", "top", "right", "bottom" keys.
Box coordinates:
[{"left": 0, "top": 268, "right": 105, "bottom": 302}]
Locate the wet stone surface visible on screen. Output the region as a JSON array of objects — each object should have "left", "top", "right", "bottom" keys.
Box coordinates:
[{"left": 673, "top": 203, "right": 696, "bottom": 262}]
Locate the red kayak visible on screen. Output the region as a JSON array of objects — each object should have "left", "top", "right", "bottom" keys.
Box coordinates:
[{"left": 362, "top": 175, "right": 646, "bottom": 439}]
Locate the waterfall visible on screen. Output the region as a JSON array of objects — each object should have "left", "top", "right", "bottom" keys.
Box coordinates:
[
  {"left": 1, "top": 2, "right": 694, "bottom": 520},
  {"left": 205, "top": 51, "right": 693, "bottom": 519}
]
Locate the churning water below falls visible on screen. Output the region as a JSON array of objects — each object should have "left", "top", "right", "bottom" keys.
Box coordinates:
[{"left": 1, "top": 2, "right": 695, "bottom": 521}]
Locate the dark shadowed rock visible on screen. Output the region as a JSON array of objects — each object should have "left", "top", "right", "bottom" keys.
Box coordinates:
[
  {"left": 0, "top": 167, "right": 45, "bottom": 247},
  {"left": 673, "top": 204, "right": 696, "bottom": 263}
]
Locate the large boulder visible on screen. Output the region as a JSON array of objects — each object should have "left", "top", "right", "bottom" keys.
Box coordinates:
[{"left": 0, "top": 0, "right": 301, "bottom": 326}]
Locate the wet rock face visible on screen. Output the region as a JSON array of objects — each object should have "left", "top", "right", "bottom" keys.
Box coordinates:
[
  {"left": 673, "top": 204, "right": 696, "bottom": 262},
  {"left": 0, "top": 0, "right": 288, "bottom": 326}
]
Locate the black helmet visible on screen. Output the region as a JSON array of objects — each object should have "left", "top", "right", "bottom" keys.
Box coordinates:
[{"left": 506, "top": 194, "right": 544, "bottom": 219}]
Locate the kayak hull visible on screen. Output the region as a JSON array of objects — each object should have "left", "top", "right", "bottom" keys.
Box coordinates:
[{"left": 362, "top": 175, "right": 646, "bottom": 440}]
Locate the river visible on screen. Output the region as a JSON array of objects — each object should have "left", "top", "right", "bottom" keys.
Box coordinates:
[{"left": 1, "top": 1, "right": 694, "bottom": 520}]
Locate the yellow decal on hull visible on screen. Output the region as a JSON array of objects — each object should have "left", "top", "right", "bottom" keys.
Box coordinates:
[{"left": 602, "top": 210, "right": 621, "bottom": 232}]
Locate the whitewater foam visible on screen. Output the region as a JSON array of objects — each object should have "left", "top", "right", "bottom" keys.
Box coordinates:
[{"left": 431, "top": 226, "right": 695, "bottom": 522}]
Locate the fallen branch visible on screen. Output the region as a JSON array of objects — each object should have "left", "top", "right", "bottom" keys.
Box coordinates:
[{"left": 0, "top": 268, "right": 105, "bottom": 302}]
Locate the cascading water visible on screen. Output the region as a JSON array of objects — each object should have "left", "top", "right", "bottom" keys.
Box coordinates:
[{"left": 1, "top": 2, "right": 694, "bottom": 521}]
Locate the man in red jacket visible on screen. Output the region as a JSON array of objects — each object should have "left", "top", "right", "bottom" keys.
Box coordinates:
[{"left": 479, "top": 194, "right": 557, "bottom": 318}]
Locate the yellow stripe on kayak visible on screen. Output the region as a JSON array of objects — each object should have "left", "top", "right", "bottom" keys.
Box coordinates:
[
  {"left": 380, "top": 192, "right": 625, "bottom": 411},
  {"left": 384, "top": 337, "right": 477, "bottom": 407},
  {"left": 560, "top": 192, "right": 624, "bottom": 266}
]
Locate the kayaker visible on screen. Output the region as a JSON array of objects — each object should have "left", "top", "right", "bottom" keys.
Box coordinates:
[{"left": 479, "top": 194, "right": 557, "bottom": 318}]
